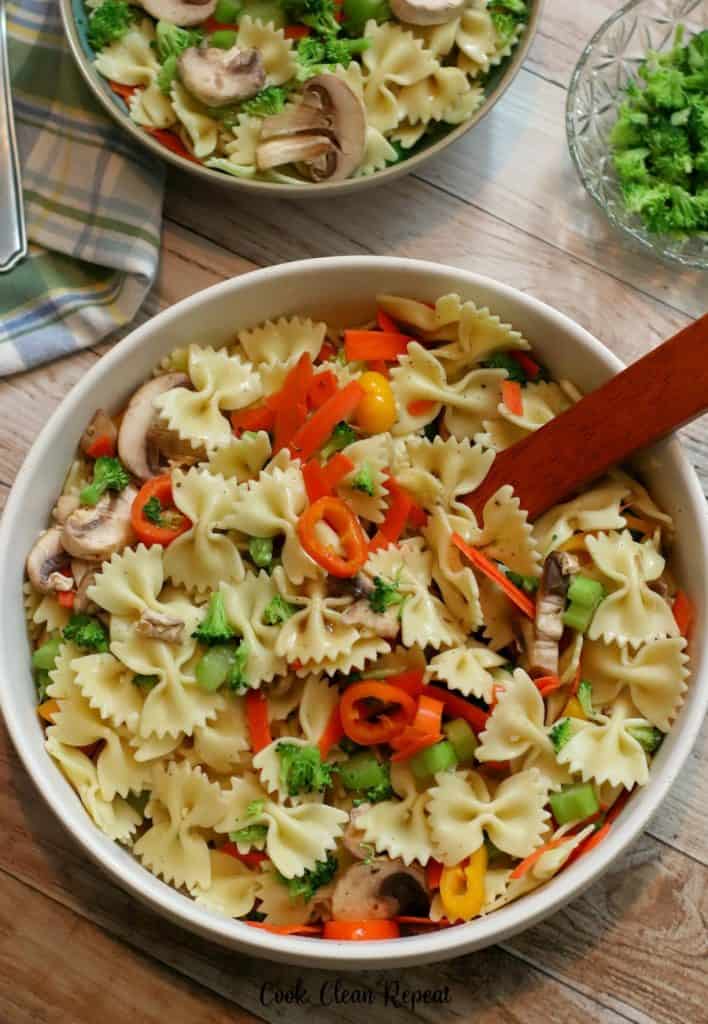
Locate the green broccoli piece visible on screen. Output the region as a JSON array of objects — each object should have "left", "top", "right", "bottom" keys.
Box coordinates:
[
  {"left": 321, "top": 421, "right": 356, "bottom": 459},
  {"left": 296, "top": 35, "right": 327, "bottom": 66},
  {"left": 278, "top": 853, "right": 338, "bottom": 903},
  {"left": 248, "top": 536, "right": 274, "bottom": 569},
  {"left": 352, "top": 772, "right": 394, "bottom": 806},
  {"left": 241, "top": 85, "right": 289, "bottom": 116},
  {"left": 132, "top": 673, "right": 159, "bottom": 689},
  {"left": 277, "top": 742, "right": 333, "bottom": 796},
  {"left": 62, "top": 614, "right": 109, "bottom": 653},
  {"left": 351, "top": 461, "right": 375, "bottom": 496},
  {"left": 369, "top": 575, "right": 404, "bottom": 614},
  {"left": 295, "top": 35, "right": 370, "bottom": 78},
  {"left": 87, "top": 0, "right": 134, "bottom": 51},
  {"left": 613, "top": 146, "right": 651, "bottom": 183},
  {"left": 549, "top": 717, "right": 572, "bottom": 753},
  {"left": 230, "top": 823, "right": 269, "bottom": 845},
  {"left": 155, "top": 19, "right": 203, "bottom": 62},
  {"left": 142, "top": 496, "right": 163, "bottom": 524},
  {"left": 156, "top": 54, "right": 179, "bottom": 95},
  {"left": 79, "top": 456, "right": 130, "bottom": 507},
  {"left": 577, "top": 679, "right": 595, "bottom": 719},
  {"left": 247, "top": 799, "right": 265, "bottom": 817},
  {"left": 642, "top": 62, "right": 687, "bottom": 110},
  {"left": 192, "top": 592, "right": 236, "bottom": 646},
  {"left": 489, "top": 0, "right": 527, "bottom": 45},
  {"left": 627, "top": 724, "right": 664, "bottom": 754},
  {"left": 505, "top": 569, "right": 540, "bottom": 594},
  {"left": 341, "top": 0, "right": 390, "bottom": 36},
  {"left": 283, "top": 0, "right": 340, "bottom": 36},
  {"left": 262, "top": 595, "right": 297, "bottom": 625},
  {"left": 480, "top": 351, "right": 526, "bottom": 382}
]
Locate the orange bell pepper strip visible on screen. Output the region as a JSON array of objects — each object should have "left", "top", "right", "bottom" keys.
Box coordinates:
[
  {"left": 672, "top": 590, "right": 693, "bottom": 637},
  {"left": 323, "top": 920, "right": 400, "bottom": 940},
  {"left": 271, "top": 353, "right": 313, "bottom": 452},
  {"left": 318, "top": 703, "right": 345, "bottom": 759},
  {"left": 390, "top": 694, "right": 444, "bottom": 761},
  {"left": 289, "top": 380, "right": 364, "bottom": 461},
  {"left": 344, "top": 331, "right": 412, "bottom": 362},
  {"left": 502, "top": 380, "right": 523, "bottom": 416},
  {"left": 37, "top": 699, "right": 60, "bottom": 724},
  {"left": 246, "top": 689, "right": 271, "bottom": 753},
  {"left": 297, "top": 496, "right": 368, "bottom": 578},
  {"left": 339, "top": 680, "right": 416, "bottom": 746},
  {"left": 220, "top": 842, "right": 268, "bottom": 868},
  {"left": 451, "top": 533, "right": 536, "bottom": 619},
  {"left": 85, "top": 433, "right": 116, "bottom": 459},
  {"left": 420, "top": 684, "right": 489, "bottom": 734},
  {"left": 231, "top": 404, "right": 275, "bottom": 435},
  {"left": 307, "top": 368, "right": 338, "bottom": 409},
  {"left": 131, "top": 475, "right": 191, "bottom": 547}
]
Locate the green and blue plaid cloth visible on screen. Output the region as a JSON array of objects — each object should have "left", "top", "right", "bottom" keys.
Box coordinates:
[{"left": 0, "top": 0, "right": 164, "bottom": 376}]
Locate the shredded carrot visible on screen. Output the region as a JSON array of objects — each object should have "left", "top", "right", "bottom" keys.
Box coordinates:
[
  {"left": 344, "top": 330, "right": 411, "bottom": 362},
  {"left": 672, "top": 589, "right": 693, "bottom": 638},
  {"left": 502, "top": 379, "right": 523, "bottom": 416},
  {"left": 604, "top": 789, "right": 631, "bottom": 825},
  {"left": 108, "top": 80, "right": 138, "bottom": 102},
  {"left": 511, "top": 836, "right": 571, "bottom": 879},
  {"left": 564, "top": 822, "right": 611, "bottom": 867},
  {"left": 451, "top": 533, "right": 536, "bottom": 619},
  {"left": 407, "top": 399, "right": 437, "bottom": 416},
  {"left": 534, "top": 675, "right": 563, "bottom": 697}
]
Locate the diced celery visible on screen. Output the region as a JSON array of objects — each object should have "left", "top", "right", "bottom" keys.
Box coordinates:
[
  {"left": 627, "top": 724, "right": 664, "bottom": 753},
  {"left": 339, "top": 751, "right": 388, "bottom": 792},
  {"left": 32, "top": 634, "right": 62, "bottom": 672},
  {"left": 410, "top": 740, "right": 458, "bottom": 780},
  {"left": 209, "top": 29, "right": 237, "bottom": 48},
  {"left": 195, "top": 646, "right": 234, "bottom": 691},
  {"left": 563, "top": 574, "right": 606, "bottom": 632},
  {"left": 443, "top": 718, "right": 478, "bottom": 762},
  {"left": 215, "top": 0, "right": 241, "bottom": 22},
  {"left": 550, "top": 782, "right": 599, "bottom": 824}
]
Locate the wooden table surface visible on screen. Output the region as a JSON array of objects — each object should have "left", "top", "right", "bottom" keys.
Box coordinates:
[{"left": 1, "top": 2, "right": 707, "bottom": 1021}]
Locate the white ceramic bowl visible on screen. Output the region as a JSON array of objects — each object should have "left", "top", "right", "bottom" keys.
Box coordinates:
[{"left": 0, "top": 257, "right": 705, "bottom": 969}]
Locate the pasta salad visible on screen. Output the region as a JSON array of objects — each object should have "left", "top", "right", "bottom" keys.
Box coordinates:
[
  {"left": 82, "top": 0, "right": 528, "bottom": 183},
  {"left": 26, "top": 292, "right": 691, "bottom": 939}
]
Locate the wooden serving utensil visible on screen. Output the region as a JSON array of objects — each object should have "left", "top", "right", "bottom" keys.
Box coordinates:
[{"left": 465, "top": 313, "right": 708, "bottom": 523}]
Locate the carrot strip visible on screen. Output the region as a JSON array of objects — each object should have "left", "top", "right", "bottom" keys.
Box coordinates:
[
  {"left": 302, "top": 460, "right": 329, "bottom": 503},
  {"left": 510, "top": 836, "right": 570, "bottom": 879},
  {"left": 407, "top": 399, "right": 437, "bottom": 416},
  {"left": 272, "top": 354, "right": 313, "bottom": 453},
  {"left": 534, "top": 675, "right": 563, "bottom": 697},
  {"left": 377, "top": 309, "right": 400, "bottom": 333},
  {"left": 451, "top": 533, "right": 536, "bottom": 619},
  {"left": 564, "top": 822, "right": 611, "bottom": 867},
  {"left": 672, "top": 590, "right": 693, "bottom": 638},
  {"left": 247, "top": 922, "right": 323, "bottom": 935},
  {"left": 230, "top": 404, "right": 275, "bottom": 435},
  {"left": 421, "top": 684, "right": 489, "bottom": 734},
  {"left": 318, "top": 704, "right": 344, "bottom": 759},
  {"left": 108, "top": 80, "right": 138, "bottom": 102},
  {"left": 307, "top": 369, "right": 338, "bottom": 409},
  {"left": 502, "top": 379, "right": 523, "bottom": 416},
  {"left": 321, "top": 453, "right": 355, "bottom": 491},
  {"left": 246, "top": 689, "right": 271, "bottom": 753},
  {"left": 289, "top": 381, "right": 364, "bottom": 461},
  {"left": 604, "top": 789, "right": 631, "bottom": 825},
  {"left": 344, "top": 330, "right": 411, "bottom": 361}
]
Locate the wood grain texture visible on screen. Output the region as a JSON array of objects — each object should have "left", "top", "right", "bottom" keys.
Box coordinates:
[{"left": 2, "top": 2, "right": 708, "bottom": 1022}]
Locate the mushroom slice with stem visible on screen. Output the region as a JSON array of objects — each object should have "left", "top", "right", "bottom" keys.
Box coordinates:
[
  {"left": 117, "top": 373, "right": 190, "bottom": 482},
  {"left": 52, "top": 494, "right": 80, "bottom": 525},
  {"left": 529, "top": 550, "right": 579, "bottom": 677},
  {"left": 135, "top": 609, "right": 185, "bottom": 644},
  {"left": 26, "top": 526, "right": 73, "bottom": 594},
  {"left": 178, "top": 45, "right": 265, "bottom": 107},
  {"left": 342, "top": 599, "right": 400, "bottom": 639},
  {"left": 71, "top": 559, "right": 101, "bottom": 613},
  {"left": 137, "top": 0, "right": 218, "bottom": 28},
  {"left": 61, "top": 485, "right": 138, "bottom": 562},
  {"left": 256, "top": 74, "right": 366, "bottom": 183},
  {"left": 332, "top": 859, "right": 430, "bottom": 920},
  {"left": 80, "top": 409, "right": 117, "bottom": 456},
  {"left": 390, "top": 0, "right": 465, "bottom": 25}
]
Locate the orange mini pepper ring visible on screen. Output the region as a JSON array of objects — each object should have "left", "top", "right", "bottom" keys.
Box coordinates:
[
  {"left": 297, "top": 496, "right": 368, "bottom": 578},
  {"left": 339, "top": 680, "right": 417, "bottom": 746},
  {"left": 131, "top": 475, "right": 191, "bottom": 547}
]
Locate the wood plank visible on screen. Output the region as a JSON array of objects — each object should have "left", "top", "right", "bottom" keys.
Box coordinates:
[
  {"left": 0, "top": 870, "right": 259, "bottom": 1024},
  {"left": 525, "top": 0, "right": 623, "bottom": 88}
]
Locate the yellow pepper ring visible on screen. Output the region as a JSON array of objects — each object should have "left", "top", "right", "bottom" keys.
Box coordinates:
[
  {"left": 439, "top": 844, "right": 488, "bottom": 922},
  {"left": 355, "top": 372, "right": 397, "bottom": 435}
]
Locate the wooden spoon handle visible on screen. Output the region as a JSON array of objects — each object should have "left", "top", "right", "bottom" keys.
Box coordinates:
[{"left": 466, "top": 312, "right": 708, "bottom": 522}]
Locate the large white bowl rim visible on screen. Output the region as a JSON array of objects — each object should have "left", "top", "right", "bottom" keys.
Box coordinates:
[{"left": 0, "top": 256, "right": 705, "bottom": 969}]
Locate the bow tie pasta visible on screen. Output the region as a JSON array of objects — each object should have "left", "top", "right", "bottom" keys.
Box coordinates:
[{"left": 27, "top": 290, "right": 689, "bottom": 938}]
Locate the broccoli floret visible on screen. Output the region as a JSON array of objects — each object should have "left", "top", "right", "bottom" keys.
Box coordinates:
[
  {"left": 283, "top": 0, "right": 340, "bottom": 36},
  {"left": 480, "top": 351, "right": 526, "bottom": 382},
  {"left": 296, "top": 35, "right": 326, "bottom": 66},
  {"left": 248, "top": 536, "right": 274, "bottom": 569},
  {"left": 341, "top": 0, "right": 390, "bottom": 36},
  {"left": 549, "top": 717, "right": 572, "bottom": 753},
  {"left": 241, "top": 85, "right": 289, "bottom": 116},
  {"left": 351, "top": 461, "right": 375, "bottom": 496},
  {"left": 353, "top": 773, "right": 394, "bottom": 805},
  {"left": 613, "top": 146, "right": 651, "bottom": 183},
  {"left": 155, "top": 19, "right": 203, "bottom": 62},
  {"left": 79, "top": 456, "right": 130, "bottom": 507},
  {"left": 489, "top": 0, "right": 527, "bottom": 45},
  {"left": 369, "top": 575, "right": 404, "bottom": 614},
  {"left": 230, "top": 823, "right": 269, "bottom": 845},
  {"left": 627, "top": 724, "right": 664, "bottom": 754},
  {"left": 142, "top": 496, "right": 163, "bottom": 524},
  {"left": 192, "top": 592, "right": 236, "bottom": 646},
  {"left": 321, "top": 421, "right": 356, "bottom": 459},
  {"left": 225, "top": 642, "right": 249, "bottom": 692},
  {"left": 63, "top": 614, "right": 109, "bottom": 653},
  {"left": 262, "top": 595, "right": 297, "bottom": 625},
  {"left": 132, "top": 673, "right": 159, "bottom": 689},
  {"left": 278, "top": 853, "right": 338, "bottom": 903},
  {"left": 87, "top": 0, "right": 134, "bottom": 51},
  {"left": 156, "top": 54, "right": 179, "bottom": 95},
  {"left": 277, "top": 741, "right": 333, "bottom": 796},
  {"left": 505, "top": 569, "right": 540, "bottom": 594}
]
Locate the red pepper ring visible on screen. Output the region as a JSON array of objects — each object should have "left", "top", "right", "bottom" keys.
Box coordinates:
[
  {"left": 297, "top": 496, "right": 368, "bottom": 578},
  {"left": 131, "top": 475, "right": 191, "bottom": 547},
  {"left": 339, "top": 680, "right": 417, "bottom": 745}
]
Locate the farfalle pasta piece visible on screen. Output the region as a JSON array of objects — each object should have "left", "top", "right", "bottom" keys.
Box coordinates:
[
  {"left": 426, "top": 643, "right": 507, "bottom": 702},
  {"left": 192, "top": 698, "right": 250, "bottom": 775},
  {"left": 432, "top": 300, "right": 529, "bottom": 375},
  {"left": 477, "top": 573, "right": 516, "bottom": 651},
  {"left": 532, "top": 477, "right": 630, "bottom": 556},
  {"left": 163, "top": 468, "right": 244, "bottom": 594},
  {"left": 129, "top": 82, "right": 176, "bottom": 129},
  {"left": 611, "top": 469, "right": 673, "bottom": 529},
  {"left": 155, "top": 345, "right": 261, "bottom": 448},
  {"left": 337, "top": 435, "right": 391, "bottom": 523},
  {"left": 582, "top": 636, "right": 688, "bottom": 731},
  {"left": 396, "top": 65, "right": 470, "bottom": 126},
  {"left": 216, "top": 774, "right": 347, "bottom": 878},
  {"left": 206, "top": 431, "right": 272, "bottom": 482},
  {"left": 586, "top": 531, "right": 678, "bottom": 647},
  {"left": 298, "top": 675, "right": 340, "bottom": 745},
  {"left": 391, "top": 435, "right": 493, "bottom": 513},
  {"left": 377, "top": 293, "right": 462, "bottom": 336},
  {"left": 556, "top": 696, "right": 652, "bottom": 789},
  {"left": 94, "top": 19, "right": 158, "bottom": 86},
  {"left": 24, "top": 585, "right": 71, "bottom": 635},
  {"left": 170, "top": 81, "right": 219, "bottom": 159},
  {"left": 456, "top": 0, "right": 512, "bottom": 76},
  {"left": 466, "top": 484, "right": 541, "bottom": 575},
  {"left": 356, "top": 763, "right": 434, "bottom": 866},
  {"left": 134, "top": 760, "right": 227, "bottom": 890},
  {"left": 360, "top": 20, "right": 439, "bottom": 133},
  {"left": 423, "top": 508, "right": 483, "bottom": 629},
  {"left": 237, "top": 316, "right": 326, "bottom": 368},
  {"left": 266, "top": 674, "right": 306, "bottom": 722},
  {"left": 219, "top": 573, "right": 288, "bottom": 687},
  {"left": 297, "top": 636, "right": 391, "bottom": 678},
  {"left": 428, "top": 767, "right": 549, "bottom": 863},
  {"left": 236, "top": 16, "right": 295, "bottom": 86},
  {"left": 274, "top": 575, "right": 359, "bottom": 666},
  {"left": 476, "top": 669, "right": 572, "bottom": 791},
  {"left": 253, "top": 737, "right": 321, "bottom": 801},
  {"left": 72, "top": 652, "right": 143, "bottom": 733},
  {"left": 190, "top": 850, "right": 260, "bottom": 919},
  {"left": 484, "top": 381, "right": 572, "bottom": 451}
]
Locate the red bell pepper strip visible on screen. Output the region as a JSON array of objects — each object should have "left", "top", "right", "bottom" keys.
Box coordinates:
[
  {"left": 108, "top": 80, "right": 138, "bottom": 102},
  {"left": 246, "top": 689, "right": 271, "bottom": 753},
  {"left": 308, "top": 369, "right": 338, "bottom": 409},
  {"left": 321, "top": 452, "right": 355, "bottom": 491},
  {"left": 85, "top": 434, "right": 116, "bottom": 459},
  {"left": 302, "top": 460, "right": 329, "bottom": 503},
  {"left": 288, "top": 380, "right": 364, "bottom": 461},
  {"left": 271, "top": 353, "right": 313, "bottom": 452},
  {"left": 144, "top": 127, "right": 202, "bottom": 164},
  {"left": 220, "top": 842, "right": 268, "bottom": 868},
  {"left": 377, "top": 309, "right": 400, "bottom": 333},
  {"left": 318, "top": 704, "right": 345, "bottom": 759},
  {"left": 369, "top": 477, "right": 413, "bottom": 552},
  {"left": 511, "top": 350, "right": 542, "bottom": 380},
  {"left": 425, "top": 860, "right": 443, "bottom": 890}
]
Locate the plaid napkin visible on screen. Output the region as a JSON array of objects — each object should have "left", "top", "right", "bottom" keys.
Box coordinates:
[{"left": 0, "top": 0, "right": 165, "bottom": 376}]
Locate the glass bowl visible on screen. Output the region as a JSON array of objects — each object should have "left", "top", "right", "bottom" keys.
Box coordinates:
[{"left": 566, "top": 0, "right": 707, "bottom": 269}]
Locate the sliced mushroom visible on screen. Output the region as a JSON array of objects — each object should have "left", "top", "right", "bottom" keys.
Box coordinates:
[
  {"left": 61, "top": 485, "right": 138, "bottom": 561},
  {"left": 26, "top": 527, "right": 73, "bottom": 594},
  {"left": 71, "top": 559, "right": 100, "bottom": 613},
  {"left": 137, "top": 0, "right": 217, "bottom": 28},
  {"left": 529, "top": 551, "right": 579, "bottom": 677},
  {"left": 79, "top": 409, "right": 117, "bottom": 456},
  {"left": 178, "top": 45, "right": 265, "bottom": 107},
  {"left": 390, "top": 0, "right": 465, "bottom": 25},
  {"left": 117, "top": 373, "right": 189, "bottom": 482},
  {"left": 332, "top": 859, "right": 429, "bottom": 921},
  {"left": 256, "top": 74, "right": 366, "bottom": 182},
  {"left": 135, "top": 608, "right": 184, "bottom": 644},
  {"left": 52, "top": 494, "right": 80, "bottom": 525},
  {"left": 342, "top": 599, "right": 400, "bottom": 639},
  {"left": 146, "top": 420, "right": 206, "bottom": 468},
  {"left": 341, "top": 806, "right": 373, "bottom": 860}
]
